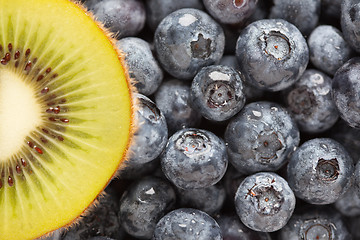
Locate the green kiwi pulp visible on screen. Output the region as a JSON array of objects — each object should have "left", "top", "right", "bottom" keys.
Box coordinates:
[{"left": 0, "top": 1, "right": 133, "bottom": 239}]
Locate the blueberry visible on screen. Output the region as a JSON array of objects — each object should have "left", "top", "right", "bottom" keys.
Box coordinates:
[
  {"left": 234, "top": 172, "right": 296, "bottom": 232},
  {"left": 269, "top": 0, "right": 321, "bottom": 36},
  {"left": 190, "top": 65, "right": 246, "bottom": 122},
  {"left": 145, "top": 0, "right": 204, "bottom": 31},
  {"left": 236, "top": 19, "right": 309, "bottom": 91},
  {"left": 154, "top": 8, "right": 225, "bottom": 80},
  {"left": 308, "top": 25, "right": 353, "bottom": 76},
  {"left": 279, "top": 206, "right": 351, "bottom": 240},
  {"left": 127, "top": 94, "right": 168, "bottom": 164},
  {"left": 215, "top": 213, "right": 271, "bottom": 240},
  {"left": 116, "top": 38, "right": 163, "bottom": 96},
  {"left": 119, "top": 158, "right": 160, "bottom": 180},
  {"left": 332, "top": 57, "right": 360, "bottom": 128},
  {"left": 154, "top": 79, "right": 202, "bottom": 134},
  {"left": 341, "top": 0, "right": 360, "bottom": 53},
  {"left": 161, "top": 128, "right": 228, "bottom": 189},
  {"left": 153, "top": 208, "right": 222, "bottom": 240},
  {"left": 283, "top": 69, "right": 339, "bottom": 133},
  {"left": 119, "top": 176, "right": 176, "bottom": 239},
  {"left": 224, "top": 101, "right": 300, "bottom": 174},
  {"left": 203, "top": 0, "right": 258, "bottom": 25},
  {"left": 91, "top": 0, "right": 146, "bottom": 38},
  {"left": 335, "top": 181, "right": 360, "bottom": 217},
  {"left": 88, "top": 237, "right": 115, "bottom": 240},
  {"left": 176, "top": 183, "right": 226, "bottom": 216},
  {"left": 287, "top": 138, "right": 354, "bottom": 205}
]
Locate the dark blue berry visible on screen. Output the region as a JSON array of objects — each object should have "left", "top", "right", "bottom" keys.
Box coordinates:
[
  {"left": 283, "top": 69, "right": 339, "bottom": 133},
  {"left": 341, "top": 0, "right": 360, "bottom": 53},
  {"left": 234, "top": 172, "right": 296, "bottom": 232},
  {"left": 236, "top": 19, "right": 309, "bottom": 91},
  {"left": 116, "top": 37, "right": 163, "bottom": 96},
  {"left": 161, "top": 128, "right": 228, "bottom": 189},
  {"left": 127, "top": 94, "right": 168, "bottom": 164},
  {"left": 190, "top": 65, "right": 246, "bottom": 121},
  {"left": 154, "top": 79, "right": 202, "bottom": 134},
  {"left": 119, "top": 176, "right": 176, "bottom": 239},
  {"left": 287, "top": 138, "right": 354, "bottom": 205},
  {"left": 203, "top": 0, "right": 258, "bottom": 25},
  {"left": 225, "top": 101, "right": 300, "bottom": 174},
  {"left": 153, "top": 208, "right": 223, "bottom": 240},
  {"left": 332, "top": 57, "right": 360, "bottom": 128},
  {"left": 154, "top": 8, "right": 225, "bottom": 80},
  {"left": 335, "top": 181, "right": 360, "bottom": 217},
  {"left": 308, "top": 25, "right": 353, "bottom": 76}
]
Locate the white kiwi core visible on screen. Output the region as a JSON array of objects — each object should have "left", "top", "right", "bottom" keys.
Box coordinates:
[{"left": 0, "top": 69, "right": 43, "bottom": 162}]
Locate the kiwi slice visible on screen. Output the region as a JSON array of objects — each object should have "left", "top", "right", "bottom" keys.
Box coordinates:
[{"left": 0, "top": 0, "right": 134, "bottom": 239}]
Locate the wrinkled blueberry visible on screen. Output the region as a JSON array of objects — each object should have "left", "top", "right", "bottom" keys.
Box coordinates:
[
  {"left": 235, "top": 172, "right": 296, "bottom": 232},
  {"left": 127, "top": 94, "right": 168, "bottom": 164},
  {"left": 308, "top": 25, "right": 353, "bottom": 76},
  {"left": 161, "top": 128, "right": 228, "bottom": 189},
  {"left": 153, "top": 208, "right": 222, "bottom": 240},
  {"left": 236, "top": 19, "right": 309, "bottom": 91},
  {"left": 154, "top": 8, "right": 225, "bottom": 80},
  {"left": 283, "top": 69, "right": 339, "bottom": 133},
  {"left": 225, "top": 101, "right": 300, "bottom": 174},
  {"left": 287, "top": 138, "right": 354, "bottom": 205},
  {"left": 119, "top": 176, "right": 176, "bottom": 239},
  {"left": 190, "top": 65, "right": 246, "bottom": 121}
]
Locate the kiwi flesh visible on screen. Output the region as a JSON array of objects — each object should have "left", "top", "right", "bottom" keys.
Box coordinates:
[{"left": 0, "top": 0, "right": 134, "bottom": 239}]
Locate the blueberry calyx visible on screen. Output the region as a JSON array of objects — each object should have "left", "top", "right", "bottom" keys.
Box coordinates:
[
  {"left": 249, "top": 184, "right": 284, "bottom": 215},
  {"left": 175, "top": 130, "right": 210, "bottom": 156},
  {"left": 206, "top": 81, "right": 235, "bottom": 110},
  {"left": 191, "top": 33, "right": 212, "bottom": 59},
  {"left": 287, "top": 85, "right": 317, "bottom": 116},
  {"left": 316, "top": 158, "right": 340, "bottom": 182},
  {"left": 300, "top": 220, "right": 334, "bottom": 240},
  {"left": 139, "top": 97, "right": 161, "bottom": 122},
  {"left": 261, "top": 31, "right": 291, "bottom": 61},
  {"left": 254, "top": 131, "right": 284, "bottom": 164}
]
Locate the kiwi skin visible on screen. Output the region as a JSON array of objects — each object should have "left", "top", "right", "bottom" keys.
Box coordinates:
[{"left": 11, "top": 1, "right": 137, "bottom": 239}]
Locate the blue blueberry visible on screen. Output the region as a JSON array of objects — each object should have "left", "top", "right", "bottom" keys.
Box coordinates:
[
  {"left": 145, "top": 0, "right": 204, "bottom": 30},
  {"left": 161, "top": 128, "right": 228, "bottom": 189},
  {"left": 154, "top": 79, "right": 202, "bottom": 134},
  {"left": 215, "top": 213, "right": 271, "bottom": 240},
  {"left": 119, "top": 176, "right": 176, "bottom": 239},
  {"left": 116, "top": 38, "right": 163, "bottom": 96},
  {"left": 153, "top": 208, "right": 222, "bottom": 240},
  {"left": 91, "top": 0, "right": 146, "bottom": 38},
  {"left": 287, "top": 138, "right": 354, "bottom": 205},
  {"left": 190, "top": 65, "right": 246, "bottom": 122},
  {"left": 234, "top": 172, "right": 296, "bottom": 232},
  {"left": 119, "top": 158, "right": 160, "bottom": 180},
  {"left": 335, "top": 180, "right": 360, "bottom": 217},
  {"left": 236, "top": 19, "right": 309, "bottom": 91},
  {"left": 203, "top": 0, "right": 258, "bottom": 25},
  {"left": 279, "top": 206, "right": 351, "bottom": 240},
  {"left": 341, "top": 0, "right": 360, "bottom": 53},
  {"left": 308, "top": 25, "right": 353, "bottom": 76},
  {"left": 88, "top": 237, "right": 116, "bottom": 240},
  {"left": 269, "top": 0, "right": 321, "bottom": 36},
  {"left": 283, "top": 69, "right": 339, "bottom": 133},
  {"left": 224, "top": 101, "right": 300, "bottom": 174},
  {"left": 332, "top": 57, "right": 360, "bottom": 128},
  {"left": 176, "top": 183, "right": 226, "bottom": 216},
  {"left": 127, "top": 93, "right": 168, "bottom": 164},
  {"left": 154, "top": 8, "right": 225, "bottom": 80}
]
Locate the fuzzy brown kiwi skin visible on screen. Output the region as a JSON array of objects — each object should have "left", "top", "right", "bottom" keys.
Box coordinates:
[{"left": 37, "top": 1, "right": 138, "bottom": 239}]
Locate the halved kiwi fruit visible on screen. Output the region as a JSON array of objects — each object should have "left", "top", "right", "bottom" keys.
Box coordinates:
[{"left": 0, "top": 0, "right": 134, "bottom": 239}]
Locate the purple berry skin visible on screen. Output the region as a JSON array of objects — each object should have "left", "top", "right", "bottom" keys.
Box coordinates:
[
  {"left": 287, "top": 138, "right": 354, "bottom": 205},
  {"left": 203, "top": 0, "right": 258, "bottom": 25},
  {"left": 225, "top": 101, "right": 300, "bottom": 174},
  {"left": 153, "top": 208, "right": 223, "bottom": 240},
  {"left": 332, "top": 57, "right": 360, "bottom": 128},
  {"left": 236, "top": 19, "right": 309, "bottom": 91},
  {"left": 283, "top": 69, "right": 339, "bottom": 133},
  {"left": 154, "top": 8, "right": 225, "bottom": 80},
  {"left": 91, "top": 0, "right": 146, "bottom": 39},
  {"left": 235, "top": 172, "right": 296, "bottom": 232},
  {"left": 341, "top": 0, "right": 360, "bottom": 53}
]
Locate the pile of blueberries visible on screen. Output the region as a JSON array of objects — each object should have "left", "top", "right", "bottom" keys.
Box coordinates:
[{"left": 50, "top": 0, "right": 360, "bottom": 239}]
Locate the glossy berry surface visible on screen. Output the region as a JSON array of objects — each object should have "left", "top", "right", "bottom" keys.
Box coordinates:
[
  {"left": 153, "top": 208, "right": 222, "bottom": 240},
  {"left": 283, "top": 69, "right": 339, "bottom": 133},
  {"left": 190, "top": 65, "right": 246, "bottom": 122},
  {"left": 154, "top": 8, "right": 225, "bottom": 80},
  {"left": 234, "top": 172, "right": 296, "bottom": 232},
  {"left": 225, "top": 101, "right": 300, "bottom": 174},
  {"left": 236, "top": 19, "right": 309, "bottom": 91},
  {"left": 161, "top": 128, "right": 228, "bottom": 189},
  {"left": 287, "top": 138, "right": 354, "bottom": 205}
]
